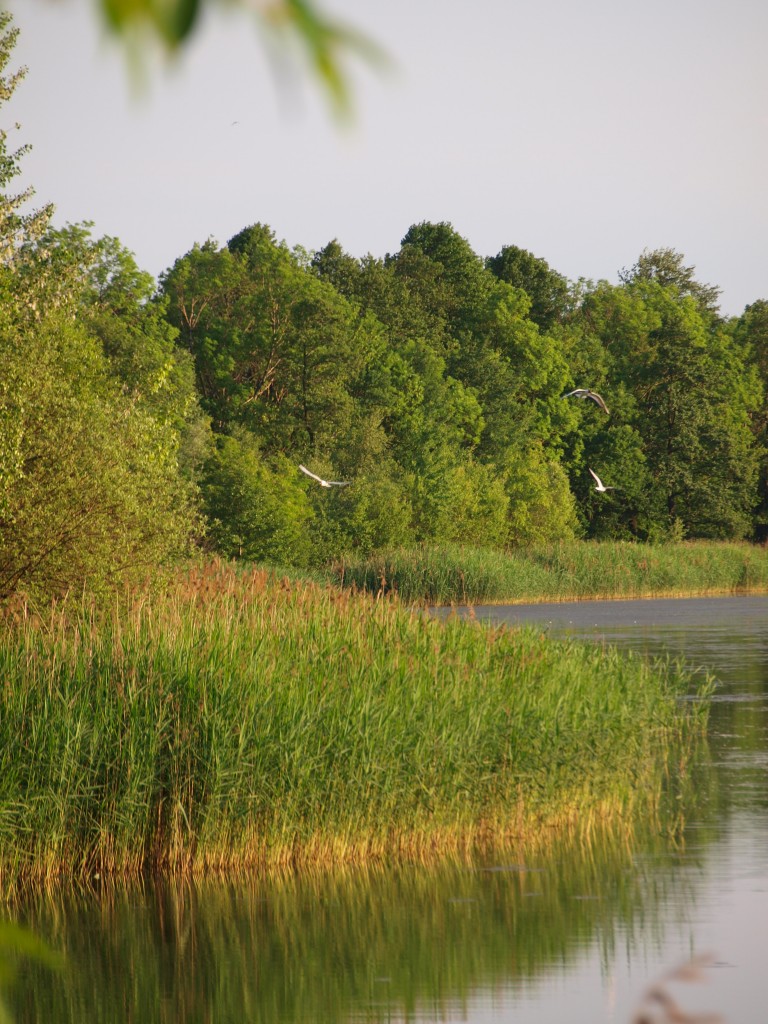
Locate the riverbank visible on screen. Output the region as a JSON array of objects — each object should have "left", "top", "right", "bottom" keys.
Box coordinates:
[
  {"left": 0, "top": 561, "right": 710, "bottom": 890},
  {"left": 334, "top": 540, "right": 768, "bottom": 605}
]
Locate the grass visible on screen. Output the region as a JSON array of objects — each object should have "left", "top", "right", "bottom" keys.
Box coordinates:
[
  {"left": 333, "top": 539, "right": 768, "bottom": 604},
  {"left": 0, "top": 561, "right": 711, "bottom": 889}
]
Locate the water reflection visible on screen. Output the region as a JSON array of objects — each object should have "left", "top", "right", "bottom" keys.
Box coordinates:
[
  {"left": 444, "top": 594, "right": 768, "bottom": 1023},
  {"left": 13, "top": 817, "right": 703, "bottom": 1024},
  {"left": 9, "top": 596, "right": 768, "bottom": 1024}
]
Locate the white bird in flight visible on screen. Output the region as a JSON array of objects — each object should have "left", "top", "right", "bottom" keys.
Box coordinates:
[
  {"left": 563, "top": 388, "right": 610, "bottom": 414},
  {"left": 299, "top": 464, "right": 350, "bottom": 488},
  {"left": 589, "top": 467, "right": 616, "bottom": 493}
]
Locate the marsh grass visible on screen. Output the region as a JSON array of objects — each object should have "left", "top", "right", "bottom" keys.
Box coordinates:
[
  {"left": 335, "top": 540, "right": 768, "bottom": 604},
  {"left": 0, "top": 562, "right": 711, "bottom": 889}
]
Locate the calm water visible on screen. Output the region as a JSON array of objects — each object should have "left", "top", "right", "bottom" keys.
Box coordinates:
[{"left": 10, "top": 596, "right": 768, "bottom": 1024}]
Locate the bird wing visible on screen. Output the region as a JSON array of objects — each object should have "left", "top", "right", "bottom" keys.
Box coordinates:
[
  {"left": 588, "top": 467, "right": 603, "bottom": 487},
  {"left": 563, "top": 389, "right": 586, "bottom": 398},
  {"left": 299, "top": 464, "right": 323, "bottom": 483},
  {"left": 587, "top": 391, "right": 609, "bottom": 413},
  {"left": 328, "top": 480, "right": 351, "bottom": 487}
]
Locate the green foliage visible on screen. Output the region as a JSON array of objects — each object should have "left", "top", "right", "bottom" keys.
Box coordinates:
[
  {"left": 89, "top": 0, "right": 386, "bottom": 118},
  {"left": 503, "top": 444, "right": 580, "bottom": 545},
  {"left": 0, "top": 25, "right": 202, "bottom": 607},
  {"left": 201, "top": 429, "right": 313, "bottom": 565},
  {"left": 575, "top": 272, "right": 762, "bottom": 540},
  {"left": 27, "top": 223, "right": 213, "bottom": 480},
  {"left": 620, "top": 247, "right": 721, "bottom": 318},
  {"left": 733, "top": 299, "right": 768, "bottom": 538},
  {"left": 304, "top": 457, "right": 415, "bottom": 564},
  {"left": 0, "top": 14, "right": 52, "bottom": 264},
  {"left": 405, "top": 453, "right": 509, "bottom": 547},
  {"left": 162, "top": 226, "right": 374, "bottom": 451},
  {"left": 158, "top": 221, "right": 768, "bottom": 562},
  {"left": 487, "top": 244, "right": 571, "bottom": 330},
  {"left": 0, "top": 305, "right": 198, "bottom": 604}
]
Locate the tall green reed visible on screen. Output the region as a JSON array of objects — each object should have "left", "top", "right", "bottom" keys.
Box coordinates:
[
  {"left": 335, "top": 540, "right": 768, "bottom": 604},
  {"left": 0, "top": 562, "right": 711, "bottom": 887}
]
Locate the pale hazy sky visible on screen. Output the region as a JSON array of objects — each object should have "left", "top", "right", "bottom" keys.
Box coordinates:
[{"left": 7, "top": 0, "right": 768, "bottom": 316}]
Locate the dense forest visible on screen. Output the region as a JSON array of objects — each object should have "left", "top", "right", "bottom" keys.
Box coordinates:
[{"left": 2, "top": 14, "right": 767, "bottom": 606}]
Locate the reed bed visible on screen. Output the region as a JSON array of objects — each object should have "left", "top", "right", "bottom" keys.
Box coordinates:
[
  {"left": 335, "top": 540, "right": 768, "bottom": 604},
  {"left": 0, "top": 562, "right": 711, "bottom": 889}
]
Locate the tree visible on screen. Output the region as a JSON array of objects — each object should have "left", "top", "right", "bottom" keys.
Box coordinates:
[
  {"left": 577, "top": 273, "right": 761, "bottom": 540},
  {"left": 310, "top": 238, "right": 362, "bottom": 297},
  {"left": 393, "top": 223, "right": 573, "bottom": 459},
  {"left": 733, "top": 300, "right": 768, "bottom": 539},
  {"left": 574, "top": 423, "right": 650, "bottom": 540},
  {"left": 24, "top": 223, "right": 213, "bottom": 480},
  {"left": 0, "top": 21, "right": 199, "bottom": 604},
  {"left": 303, "top": 451, "right": 415, "bottom": 564},
  {"left": 0, "top": 13, "right": 51, "bottom": 264},
  {"left": 311, "top": 225, "right": 582, "bottom": 549},
  {"left": 398, "top": 221, "right": 495, "bottom": 333},
  {"left": 0, "top": 303, "right": 198, "bottom": 604},
  {"left": 162, "top": 224, "right": 378, "bottom": 454},
  {"left": 619, "top": 248, "right": 721, "bottom": 319},
  {"left": 201, "top": 429, "right": 313, "bottom": 565},
  {"left": 486, "top": 244, "right": 571, "bottom": 331},
  {"left": 503, "top": 444, "right": 580, "bottom": 546}
]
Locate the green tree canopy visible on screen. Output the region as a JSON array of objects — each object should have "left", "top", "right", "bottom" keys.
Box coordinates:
[
  {"left": 486, "top": 244, "right": 571, "bottom": 331},
  {"left": 619, "top": 247, "right": 721, "bottom": 318},
  {"left": 0, "top": 294, "right": 198, "bottom": 604},
  {"left": 577, "top": 274, "right": 761, "bottom": 539}
]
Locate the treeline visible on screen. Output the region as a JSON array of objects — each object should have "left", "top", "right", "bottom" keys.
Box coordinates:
[{"left": 1, "top": 15, "right": 767, "bottom": 606}]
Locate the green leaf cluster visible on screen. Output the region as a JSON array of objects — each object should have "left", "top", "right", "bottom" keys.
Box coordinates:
[{"left": 95, "top": 0, "right": 386, "bottom": 119}]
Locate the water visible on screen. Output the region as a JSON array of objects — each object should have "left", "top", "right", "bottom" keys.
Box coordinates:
[
  {"left": 9, "top": 596, "right": 768, "bottom": 1024},
  {"left": 448, "top": 595, "right": 768, "bottom": 1023}
]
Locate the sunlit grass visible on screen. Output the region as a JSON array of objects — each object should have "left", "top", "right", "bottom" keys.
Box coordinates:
[
  {"left": 334, "top": 540, "right": 768, "bottom": 604},
  {"left": 0, "top": 561, "right": 711, "bottom": 889}
]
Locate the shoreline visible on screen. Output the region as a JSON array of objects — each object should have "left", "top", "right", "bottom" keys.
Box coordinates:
[
  {"left": 432, "top": 584, "right": 768, "bottom": 608},
  {"left": 334, "top": 540, "right": 768, "bottom": 605}
]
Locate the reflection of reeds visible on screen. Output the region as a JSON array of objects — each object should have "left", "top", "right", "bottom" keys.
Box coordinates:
[
  {"left": 11, "top": 850, "right": 715, "bottom": 1024},
  {"left": 337, "top": 540, "right": 768, "bottom": 604},
  {"left": 632, "top": 954, "right": 723, "bottom": 1024}
]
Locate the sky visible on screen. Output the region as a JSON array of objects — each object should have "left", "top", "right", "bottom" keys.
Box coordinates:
[{"left": 6, "top": 0, "right": 768, "bottom": 316}]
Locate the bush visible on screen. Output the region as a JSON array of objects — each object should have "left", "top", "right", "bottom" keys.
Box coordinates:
[{"left": 0, "top": 300, "right": 198, "bottom": 605}]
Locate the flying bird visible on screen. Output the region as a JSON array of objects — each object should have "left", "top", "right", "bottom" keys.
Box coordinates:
[
  {"left": 589, "top": 467, "right": 616, "bottom": 493},
  {"left": 563, "top": 388, "right": 610, "bottom": 414},
  {"left": 299, "top": 464, "right": 350, "bottom": 488}
]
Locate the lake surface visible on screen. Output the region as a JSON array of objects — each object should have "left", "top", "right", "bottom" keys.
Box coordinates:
[{"left": 10, "top": 596, "right": 768, "bottom": 1024}]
